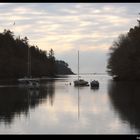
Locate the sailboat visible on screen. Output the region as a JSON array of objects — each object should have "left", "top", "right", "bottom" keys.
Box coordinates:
[
  {"left": 18, "top": 46, "right": 40, "bottom": 89},
  {"left": 74, "top": 51, "right": 89, "bottom": 86}
]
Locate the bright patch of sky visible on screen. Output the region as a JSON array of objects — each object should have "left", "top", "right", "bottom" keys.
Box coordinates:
[{"left": 0, "top": 3, "right": 139, "bottom": 73}]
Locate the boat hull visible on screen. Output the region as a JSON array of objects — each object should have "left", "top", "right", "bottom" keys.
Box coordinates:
[
  {"left": 18, "top": 78, "right": 40, "bottom": 89},
  {"left": 74, "top": 79, "right": 89, "bottom": 86},
  {"left": 90, "top": 80, "right": 99, "bottom": 88}
]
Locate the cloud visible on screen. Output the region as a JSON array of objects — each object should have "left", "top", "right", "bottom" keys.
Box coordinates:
[{"left": 0, "top": 3, "right": 140, "bottom": 73}]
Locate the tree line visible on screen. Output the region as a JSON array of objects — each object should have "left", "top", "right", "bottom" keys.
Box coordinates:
[
  {"left": 107, "top": 16, "right": 140, "bottom": 81},
  {"left": 0, "top": 29, "right": 73, "bottom": 79}
]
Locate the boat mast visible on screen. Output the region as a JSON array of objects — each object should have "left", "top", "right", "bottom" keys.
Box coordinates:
[
  {"left": 27, "top": 46, "right": 31, "bottom": 78},
  {"left": 78, "top": 50, "right": 79, "bottom": 81},
  {"left": 77, "top": 51, "right": 80, "bottom": 119}
]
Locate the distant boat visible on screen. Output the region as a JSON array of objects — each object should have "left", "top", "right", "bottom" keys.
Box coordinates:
[
  {"left": 90, "top": 80, "right": 99, "bottom": 88},
  {"left": 74, "top": 51, "right": 89, "bottom": 86},
  {"left": 18, "top": 78, "right": 40, "bottom": 89},
  {"left": 74, "top": 79, "right": 89, "bottom": 86},
  {"left": 18, "top": 46, "right": 40, "bottom": 89}
]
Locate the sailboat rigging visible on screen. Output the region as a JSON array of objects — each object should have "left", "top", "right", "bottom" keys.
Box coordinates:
[
  {"left": 27, "top": 45, "right": 31, "bottom": 78},
  {"left": 74, "top": 51, "right": 89, "bottom": 86},
  {"left": 18, "top": 46, "right": 40, "bottom": 89}
]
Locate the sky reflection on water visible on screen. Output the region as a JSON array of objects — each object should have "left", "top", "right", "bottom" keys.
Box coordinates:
[{"left": 0, "top": 75, "right": 139, "bottom": 134}]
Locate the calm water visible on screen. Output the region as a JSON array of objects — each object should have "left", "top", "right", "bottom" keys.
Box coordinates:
[{"left": 0, "top": 74, "right": 140, "bottom": 134}]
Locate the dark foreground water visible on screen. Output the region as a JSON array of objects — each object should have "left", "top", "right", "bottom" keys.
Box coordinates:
[{"left": 0, "top": 74, "right": 140, "bottom": 134}]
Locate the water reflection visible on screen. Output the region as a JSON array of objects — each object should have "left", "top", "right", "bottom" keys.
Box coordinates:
[
  {"left": 90, "top": 86, "right": 99, "bottom": 91},
  {"left": 108, "top": 80, "right": 140, "bottom": 133},
  {"left": 74, "top": 85, "right": 100, "bottom": 120},
  {"left": 0, "top": 81, "right": 55, "bottom": 125}
]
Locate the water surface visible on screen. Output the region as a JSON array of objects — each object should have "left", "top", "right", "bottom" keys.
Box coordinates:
[{"left": 0, "top": 75, "right": 139, "bottom": 134}]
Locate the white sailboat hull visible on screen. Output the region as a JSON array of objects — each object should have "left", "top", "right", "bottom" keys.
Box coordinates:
[
  {"left": 18, "top": 78, "right": 40, "bottom": 89},
  {"left": 74, "top": 79, "right": 89, "bottom": 86}
]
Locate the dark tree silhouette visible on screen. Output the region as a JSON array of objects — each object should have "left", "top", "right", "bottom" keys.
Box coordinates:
[
  {"left": 107, "top": 15, "right": 140, "bottom": 81},
  {"left": 55, "top": 60, "right": 74, "bottom": 75},
  {"left": 47, "top": 48, "right": 56, "bottom": 76},
  {"left": 0, "top": 29, "right": 74, "bottom": 79}
]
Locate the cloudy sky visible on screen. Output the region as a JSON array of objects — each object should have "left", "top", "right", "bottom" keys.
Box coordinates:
[{"left": 0, "top": 3, "right": 139, "bottom": 73}]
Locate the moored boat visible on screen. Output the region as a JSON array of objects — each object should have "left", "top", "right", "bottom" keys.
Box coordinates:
[
  {"left": 90, "top": 80, "right": 99, "bottom": 88},
  {"left": 18, "top": 46, "right": 40, "bottom": 89},
  {"left": 18, "top": 78, "right": 40, "bottom": 89},
  {"left": 73, "top": 51, "right": 89, "bottom": 87},
  {"left": 74, "top": 79, "right": 89, "bottom": 86}
]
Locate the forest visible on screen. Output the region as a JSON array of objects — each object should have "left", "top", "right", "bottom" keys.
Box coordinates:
[
  {"left": 107, "top": 18, "right": 140, "bottom": 81},
  {"left": 0, "top": 29, "right": 74, "bottom": 79}
]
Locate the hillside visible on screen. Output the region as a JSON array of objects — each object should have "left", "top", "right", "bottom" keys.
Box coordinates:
[
  {"left": 55, "top": 60, "right": 74, "bottom": 75},
  {"left": 0, "top": 29, "right": 74, "bottom": 79}
]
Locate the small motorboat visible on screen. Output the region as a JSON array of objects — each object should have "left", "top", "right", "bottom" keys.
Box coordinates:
[{"left": 90, "top": 80, "right": 99, "bottom": 88}]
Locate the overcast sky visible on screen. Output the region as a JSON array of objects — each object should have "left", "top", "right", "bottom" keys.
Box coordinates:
[{"left": 0, "top": 3, "right": 140, "bottom": 73}]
